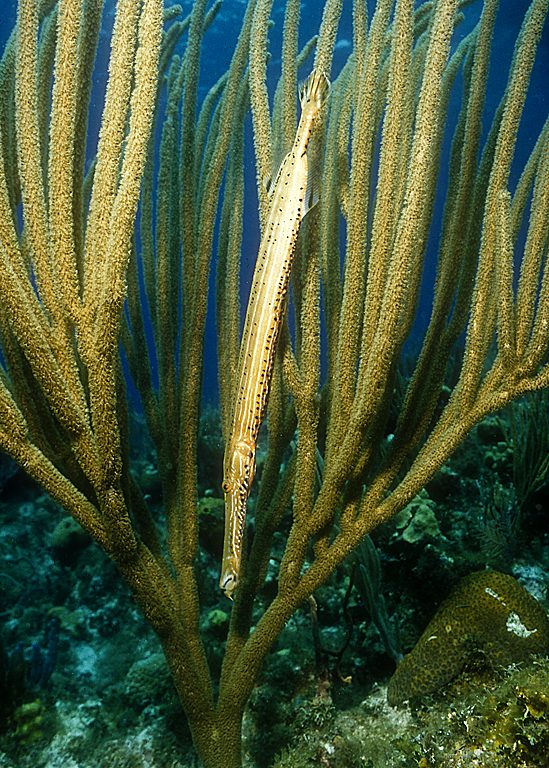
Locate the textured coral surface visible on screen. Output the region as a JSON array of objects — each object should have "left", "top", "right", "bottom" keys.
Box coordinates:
[{"left": 387, "top": 569, "right": 549, "bottom": 706}]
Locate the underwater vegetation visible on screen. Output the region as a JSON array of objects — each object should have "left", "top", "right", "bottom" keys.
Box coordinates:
[
  {"left": 271, "top": 658, "right": 549, "bottom": 768},
  {"left": 0, "top": 618, "right": 59, "bottom": 743},
  {"left": 419, "top": 658, "right": 549, "bottom": 768}
]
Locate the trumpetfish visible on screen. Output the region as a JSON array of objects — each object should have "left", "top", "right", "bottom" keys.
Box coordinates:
[{"left": 220, "top": 69, "right": 330, "bottom": 599}]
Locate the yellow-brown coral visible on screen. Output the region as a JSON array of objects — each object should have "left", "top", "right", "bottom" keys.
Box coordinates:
[{"left": 387, "top": 570, "right": 549, "bottom": 706}]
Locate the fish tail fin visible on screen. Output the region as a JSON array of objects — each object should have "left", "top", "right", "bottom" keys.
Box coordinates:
[{"left": 299, "top": 68, "right": 330, "bottom": 113}]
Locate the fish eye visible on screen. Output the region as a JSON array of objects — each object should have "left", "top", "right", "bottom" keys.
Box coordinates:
[{"left": 222, "top": 480, "right": 231, "bottom": 493}]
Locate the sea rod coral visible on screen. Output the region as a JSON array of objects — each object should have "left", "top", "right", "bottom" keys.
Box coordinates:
[{"left": 0, "top": 0, "right": 549, "bottom": 765}]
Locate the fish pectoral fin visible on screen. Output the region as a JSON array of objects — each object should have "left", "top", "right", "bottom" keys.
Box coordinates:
[
  {"left": 304, "top": 148, "right": 322, "bottom": 215},
  {"left": 265, "top": 149, "right": 290, "bottom": 198}
]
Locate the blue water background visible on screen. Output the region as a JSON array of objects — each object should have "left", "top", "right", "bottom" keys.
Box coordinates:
[{"left": 0, "top": 0, "right": 548, "bottom": 409}]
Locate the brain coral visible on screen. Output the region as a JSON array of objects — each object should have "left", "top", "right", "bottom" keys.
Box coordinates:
[{"left": 387, "top": 569, "right": 549, "bottom": 707}]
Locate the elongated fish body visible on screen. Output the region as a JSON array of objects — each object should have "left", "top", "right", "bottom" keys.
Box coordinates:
[{"left": 220, "top": 69, "right": 330, "bottom": 598}]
